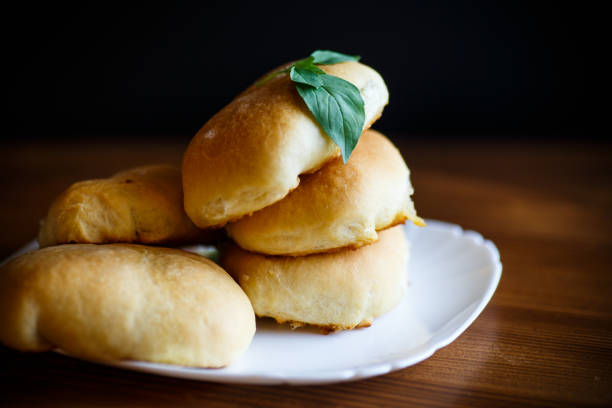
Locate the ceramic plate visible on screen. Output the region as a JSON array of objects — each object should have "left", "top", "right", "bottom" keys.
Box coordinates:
[{"left": 3, "top": 220, "right": 501, "bottom": 385}]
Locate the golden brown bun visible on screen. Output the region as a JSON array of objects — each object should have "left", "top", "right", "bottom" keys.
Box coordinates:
[
  {"left": 220, "top": 225, "right": 409, "bottom": 332},
  {"left": 182, "top": 61, "right": 389, "bottom": 228},
  {"left": 226, "top": 130, "right": 425, "bottom": 255},
  {"left": 38, "top": 165, "right": 212, "bottom": 247},
  {"left": 0, "top": 244, "right": 255, "bottom": 367}
]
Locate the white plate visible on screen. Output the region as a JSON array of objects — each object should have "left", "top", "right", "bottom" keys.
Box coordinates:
[{"left": 3, "top": 220, "right": 501, "bottom": 385}]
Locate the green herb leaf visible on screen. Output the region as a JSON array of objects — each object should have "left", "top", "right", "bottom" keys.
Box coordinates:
[
  {"left": 256, "top": 50, "right": 366, "bottom": 161},
  {"left": 296, "top": 74, "right": 365, "bottom": 163},
  {"left": 290, "top": 66, "right": 324, "bottom": 87},
  {"left": 310, "top": 50, "right": 360, "bottom": 65},
  {"left": 293, "top": 56, "right": 315, "bottom": 69}
]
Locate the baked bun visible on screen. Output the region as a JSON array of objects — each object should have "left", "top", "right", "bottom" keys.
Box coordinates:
[
  {"left": 221, "top": 225, "right": 409, "bottom": 332},
  {"left": 182, "top": 61, "right": 389, "bottom": 228},
  {"left": 38, "top": 165, "right": 211, "bottom": 247},
  {"left": 0, "top": 244, "right": 255, "bottom": 367},
  {"left": 226, "top": 130, "right": 424, "bottom": 255}
]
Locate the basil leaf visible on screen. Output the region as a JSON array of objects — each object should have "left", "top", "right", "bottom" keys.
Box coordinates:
[
  {"left": 293, "top": 56, "right": 315, "bottom": 69},
  {"left": 257, "top": 56, "right": 325, "bottom": 86},
  {"left": 296, "top": 74, "right": 365, "bottom": 162},
  {"left": 293, "top": 57, "right": 325, "bottom": 74},
  {"left": 311, "top": 50, "right": 361, "bottom": 65},
  {"left": 290, "top": 66, "right": 324, "bottom": 87},
  {"left": 254, "top": 50, "right": 367, "bottom": 162}
]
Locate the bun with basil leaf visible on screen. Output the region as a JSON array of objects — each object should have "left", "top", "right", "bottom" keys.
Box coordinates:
[{"left": 182, "top": 51, "right": 389, "bottom": 228}]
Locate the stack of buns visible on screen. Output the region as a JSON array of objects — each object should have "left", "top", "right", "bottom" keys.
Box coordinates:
[
  {"left": 219, "top": 129, "right": 424, "bottom": 332},
  {"left": 184, "top": 60, "right": 424, "bottom": 331},
  {"left": 0, "top": 59, "right": 423, "bottom": 368}
]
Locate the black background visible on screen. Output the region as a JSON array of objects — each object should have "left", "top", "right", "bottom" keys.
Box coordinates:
[{"left": 8, "top": 1, "right": 585, "bottom": 140}]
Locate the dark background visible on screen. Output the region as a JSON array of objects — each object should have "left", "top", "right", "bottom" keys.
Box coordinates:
[{"left": 8, "top": 1, "right": 585, "bottom": 141}]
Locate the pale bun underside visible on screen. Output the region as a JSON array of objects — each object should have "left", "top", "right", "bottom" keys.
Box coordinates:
[
  {"left": 0, "top": 244, "right": 255, "bottom": 367},
  {"left": 38, "top": 165, "right": 212, "bottom": 247},
  {"left": 221, "top": 225, "right": 409, "bottom": 332},
  {"left": 226, "top": 129, "right": 424, "bottom": 255},
  {"left": 182, "top": 61, "right": 389, "bottom": 229}
]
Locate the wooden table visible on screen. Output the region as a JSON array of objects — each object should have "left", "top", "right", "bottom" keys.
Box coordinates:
[{"left": 1, "top": 134, "right": 610, "bottom": 407}]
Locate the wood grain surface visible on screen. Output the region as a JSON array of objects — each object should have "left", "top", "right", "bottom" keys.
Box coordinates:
[{"left": 1, "top": 134, "right": 610, "bottom": 407}]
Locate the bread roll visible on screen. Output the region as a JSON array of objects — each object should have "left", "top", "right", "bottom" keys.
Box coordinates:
[
  {"left": 226, "top": 130, "right": 424, "bottom": 255},
  {"left": 182, "top": 61, "right": 389, "bottom": 228},
  {"left": 221, "top": 225, "right": 409, "bottom": 332},
  {"left": 38, "top": 165, "right": 211, "bottom": 247},
  {"left": 0, "top": 244, "right": 255, "bottom": 367}
]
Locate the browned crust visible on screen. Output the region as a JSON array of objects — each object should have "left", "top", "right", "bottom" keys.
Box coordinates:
[
  {"left": 268, "top": 316, "right": 373, "bottom": 335},
  {"left": 267, "top": 237, "right": 379, "bottom": 258}
]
